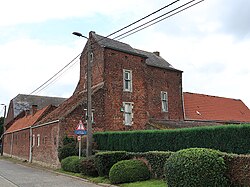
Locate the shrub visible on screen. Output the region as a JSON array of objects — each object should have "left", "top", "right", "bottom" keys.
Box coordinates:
[
  {"left": 58, "top": 143, "right": 78, "bottom": 161},
  {"left": 79, "top": 156, "right": 98, "bottom": 177},
  {"left": 61, "top": 156, "right": 83, "bottom": 173},
  {"left": 129, "top": 151, "right": 173, "bottom": 179},
  {"left": 94, "top": 124, "right": 250, "bottom": 154},
  {"left": 109, "top": 159, "right": 150, "bottom": 184},
  {"left": 165, "top": 148, "right": 229, "bottom": 187},
  {"left": 94, "top": 151, "right": 130, "bottom": 176}
]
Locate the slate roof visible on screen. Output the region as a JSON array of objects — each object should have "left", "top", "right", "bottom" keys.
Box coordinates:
[
  {"left": 92, "top": 33, "right": 181, "bottom": 72},
  {"left": 183, "top": 92, "right": 250, "bottom": 123},
  {"left": 5, "top": 105, "right": 52, "bottom": 133},
  {"left": 5, "top": 94, "right": 67, "bottom": 125}
]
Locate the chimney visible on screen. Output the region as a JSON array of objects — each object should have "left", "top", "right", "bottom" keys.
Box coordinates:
[
  {"left": 153, "top": 51, "right": 160, "bottom": 56},
  {"left": 31, "top": 105, "right": 38, "bottom": 115},
  {"left": 25, "top": 110, "right": 30, "bottom": 117}
]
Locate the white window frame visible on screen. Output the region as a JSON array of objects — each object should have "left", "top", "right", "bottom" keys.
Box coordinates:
[
  {"left": 123, "top": 69, "right": 132, "bottom": 92},
  {"left": 37, "top": 134, "right": 40, "bottom": 147},
  {"left": 123, "top": 102, "right": 134, "bottom": 126},
  {"left": 161, "top": 91, "right": 168, "bottom": 112},
  {"left": 32, "top": 134, "right": 35, "bottom": 147}
]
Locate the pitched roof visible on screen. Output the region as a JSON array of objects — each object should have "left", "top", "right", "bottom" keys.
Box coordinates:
[
  {"left": 37, "top": 82, "right": 104, "bottom": 125},
  {"left": 92, "top": 32, "right": 181, "bottom": 72},
  {"left": 5, "top": 94, "right": 67, "bottom": 125},
  {"left": 5, "top": 105, "right": 52, "bottom": 133},
  {"left": 183, "top": 92, "right": 250, "bottom": 123}
]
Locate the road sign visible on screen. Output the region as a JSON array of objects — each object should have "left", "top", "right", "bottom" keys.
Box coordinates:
[
  {"left": 74, "top": 120, "right": 87, "bottom": 135},
  {"left": 74, "top": 129, "right": 87, "bottom": 135}
]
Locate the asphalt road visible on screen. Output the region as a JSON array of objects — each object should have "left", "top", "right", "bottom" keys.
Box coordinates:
[{"left": 0, "top": 159, "right": 102, "bottom": 187}]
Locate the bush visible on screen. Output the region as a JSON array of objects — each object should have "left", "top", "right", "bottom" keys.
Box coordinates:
[
  {"left": 129, "top": 151, "right": 173, "bottom": 179},
  {"left": 58, "top": 143, "right": 78, "bottom": 161},
  {"left": 94, "top": 151, "right": 130, "bottom": 176},
  {"left": 79, "top": 156, "right": 98, "bottom": 177},
  {"left": 165, "top": 148, "right": 229, "bottom": 187},
  {"left": 61, "top": 156, "right": 83, "bottom": 173},
  {"left": 109, "top": 159, "right": 150, "bottom": 184},
  {"left": 94, "top": 124, "right": 250, "bottom": 154}
]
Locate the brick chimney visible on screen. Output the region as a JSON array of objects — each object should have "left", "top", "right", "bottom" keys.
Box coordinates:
[
  {"left": 153, "top": 51, "right": 160, "bottom": 56},
  {"left": 31, "top": 105, "right": 38, "bottom": 115},
  {"left": 25, "top": 110, "right": 30, "bottom": 117}
]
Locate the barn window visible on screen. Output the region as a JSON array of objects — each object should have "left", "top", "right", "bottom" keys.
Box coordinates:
[
  {"left": 123, "top": 69, "right": 132, "bottom": 92},
  {"left": 37, "top": 134, "right": 40, "bottom": 147},
  {"left": 123, "top": 102, "right": 133, "bottom": 126}
]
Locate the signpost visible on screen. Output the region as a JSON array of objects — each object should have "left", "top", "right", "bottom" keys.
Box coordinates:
[{"left": 74, "top": 120, "right": 87, "bottom": 159}]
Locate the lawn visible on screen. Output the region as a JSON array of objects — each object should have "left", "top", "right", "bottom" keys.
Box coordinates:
[{"left": 119, "top": 179, "right": 166, "bottom": 187}]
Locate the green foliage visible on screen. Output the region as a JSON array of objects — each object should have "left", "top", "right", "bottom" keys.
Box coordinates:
[
  {"left": 94, "top": 124, "right": 250, "bottom": 154},
  {"left": 109, "top": 159, "right": 150, "bottom": 184},
  {"left": 94, "top": 151, "right": 130, "bottom": 176},
  {"left": 128, "top": 151, "right": 173, "bottom": 179},
  {"left": 79, "top": 156, "right": 98, "bottom": 177},
  {"left": 61, "top": 156, "right": 83, "bottom": 173},
  {"left": 58, "top": 143, "right": 78, "bottom": 161},
  {"left": 165, "top": 148, "right": 229, "bottom": 187}
]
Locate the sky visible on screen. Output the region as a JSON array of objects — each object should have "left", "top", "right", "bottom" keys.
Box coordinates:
[{"left": 0, "top": 0, "right": 250, "bottom": 116}]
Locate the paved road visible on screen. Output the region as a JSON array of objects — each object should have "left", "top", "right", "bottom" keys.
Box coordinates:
[{"left": 0, "top": 159, "right": 102, "bottom": 187}]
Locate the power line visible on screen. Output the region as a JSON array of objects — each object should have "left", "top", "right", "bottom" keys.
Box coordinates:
[
  {"left": 29, "top": 0, "right": 204, "bottom": 95},
  {"left": 29, "top": 53, "right": 81, "bottom": 95},
  {"left": 28, "top": 1, "right": 181, "bottom": 95},
  {"left": 114, "top": 0, "right": 200, "bottom": 40},
  {"left": 105, "top": 0, "right": 180, "bottom": 39}
]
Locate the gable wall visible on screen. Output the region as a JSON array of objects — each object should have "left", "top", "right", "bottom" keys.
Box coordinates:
[{"left": 146, "top": 66, "right": 184, "bottom": 120}]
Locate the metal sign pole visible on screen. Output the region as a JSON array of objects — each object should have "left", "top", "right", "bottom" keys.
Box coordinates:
[{"left": 78, "top": 136, "right": 81, "bottom": 159}]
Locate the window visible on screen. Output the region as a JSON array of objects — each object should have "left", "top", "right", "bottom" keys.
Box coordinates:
[
  {"left": 123, "top": 102, "right": 133, "bottom": 125},
  {"left": 123, "top": 69, "right": 132, "bottom": 92},
  {"left": 32, "top": 134, "right": 35, "bottom": 147},
  {"left": 37, "top": 134, "right": 40, "bottom": 147},
  {"left": 161, "top": 91, "right": 168, "bottom": 112}
]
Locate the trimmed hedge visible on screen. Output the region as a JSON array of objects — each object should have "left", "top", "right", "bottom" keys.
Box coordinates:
[
  {"left": 109, "top": 159, "right": 150, "bottom": 184},
  {"left": 94, "top": 151, "right": 130, "bottom": 176},
  {"left": 61, "top": 156, "right": 83, "bottom": 173},
  {"left": 94, "top": 124, "right": 250, "bottom": 154},
  {"left": 79, "top": 156, "right": 98, "bottom": 177},
  {"left": 165, "top": 148, "right": 229, "bottom": 187},
  {"left": 129, "top": 151, "right": 172, "bottom": 179}
]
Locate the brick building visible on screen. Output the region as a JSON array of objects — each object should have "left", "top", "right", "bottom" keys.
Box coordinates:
[{"left": 3, "top": 31, "right": 184, "bottom": 167}]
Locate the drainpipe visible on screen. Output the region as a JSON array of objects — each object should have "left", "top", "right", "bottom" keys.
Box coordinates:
[
  {"left": 29, "top": 127, "right": 33, "bottom": 163},
  {"left": 10, "top": 133, "right": 14, "bottom": 157}
]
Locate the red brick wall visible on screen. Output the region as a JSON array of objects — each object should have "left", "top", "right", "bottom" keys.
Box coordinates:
[
  {"left": 102, "top": 49, "right": 149, "bottom": 131},
  {"left": 32, "top": 122, "right": 60, "bottom": 167},
  {"left": 3, "top": 129, "right": 30, "bottom": 160},
  {"left": 146, "top": 66, "right": 184, "bottom": 120}
]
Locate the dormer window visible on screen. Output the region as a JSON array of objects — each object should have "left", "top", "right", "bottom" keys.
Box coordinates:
[{"left": 123, "top": 69, "right": 132, "bottom": 92}]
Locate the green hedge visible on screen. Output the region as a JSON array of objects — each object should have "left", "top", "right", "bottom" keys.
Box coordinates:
[
  {"left": 79, "top": 156, "right": 98, "bottom": 177},
  {"left": 94, "top": 124, "right": 250, "bottom": 154},
  {"left": 94, "top": 151, "right": 130, "bottom": 176},
  {"left": 165, "top": 148, "right": 229, "bottom": 187},
  {"left": 129, "top": 151, "right": 172, "bottom": 179},
  {"left": 61, "top": 156, "right": 83, "bottom": 173},
  {"left": 109, "top": 159, "right": 150, "bottom": 184}
]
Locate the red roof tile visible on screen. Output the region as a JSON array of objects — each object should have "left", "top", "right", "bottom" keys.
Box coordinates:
[
  {"left": 5, "top": 105, "right": 51, "bottom": 133},
  {"left": 183, "top": 92, "right": 250, "bottom": 123}
]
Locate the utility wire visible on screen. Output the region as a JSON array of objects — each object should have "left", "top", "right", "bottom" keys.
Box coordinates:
[
  {"left": 105, "top": 0, "right": 180, "bottom": 39},
  {"left": 114, "top": 0, "right": 197, "bottom": 40},
  {"left": 117, "top": 0, "right": 204, "bottom": 40},
  {"left": 29, "top": 53, "right": 81, "bottom": 95},
  {"left": 29, "top": 0, "right": 203, "bottom": 95},
  {"left": 28, "top": 1, "right": 180, "bottom": 95}
]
